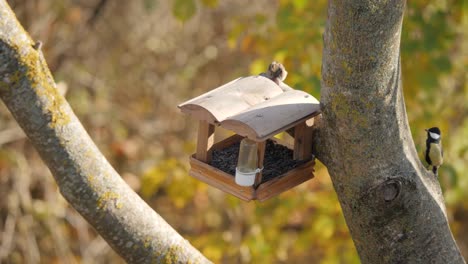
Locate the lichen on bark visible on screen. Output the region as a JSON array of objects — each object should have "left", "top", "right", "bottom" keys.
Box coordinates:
[
  {"left": 315, "top": 0, "right": 465, "bottom": 263},
  {"left": 0, "top": 1, "right": 211, "bottom": 263}
]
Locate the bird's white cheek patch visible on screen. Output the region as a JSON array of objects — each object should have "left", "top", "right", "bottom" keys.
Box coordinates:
[{"left": 429, "top": 132, "right": 440, "bottom": 140}]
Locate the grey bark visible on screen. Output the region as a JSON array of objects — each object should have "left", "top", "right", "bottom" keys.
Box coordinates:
[
  {"left": 315, "top": 0, "right": 465, "bottom": 263},
  {"left": 0, "top": 1, "right": 211, "bottom": 263},
  {"left": 0, "top": 0, "right": 465, "bottom": 263}
]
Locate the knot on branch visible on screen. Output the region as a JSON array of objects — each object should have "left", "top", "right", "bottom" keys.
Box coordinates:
[
  {"left": 380, "top": 180, "right": 401, "bottom": 202},
  {"left": 358, "top": 176, "right": 417, "bottom": 227}
]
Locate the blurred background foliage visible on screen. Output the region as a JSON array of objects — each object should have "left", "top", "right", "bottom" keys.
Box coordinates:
[{"left": 0, "top": 0, "right": 466, "bottom": 263}]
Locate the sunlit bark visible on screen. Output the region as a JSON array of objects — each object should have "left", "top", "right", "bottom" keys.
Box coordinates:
[
  {"left": 0, "top": 1, "right": 210, "bottom": 263},
  {"left": 314, "top": 0, "right": 465, "bottom": 263}
]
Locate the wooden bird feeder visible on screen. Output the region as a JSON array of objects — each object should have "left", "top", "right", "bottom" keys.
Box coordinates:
[{"left": 178, "top": 75, "right": 320, "bottom": 201}]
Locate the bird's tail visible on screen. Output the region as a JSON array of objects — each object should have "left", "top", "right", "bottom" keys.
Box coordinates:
[{"left": 432, "top": 166, "right": 438, "bottom": 176}]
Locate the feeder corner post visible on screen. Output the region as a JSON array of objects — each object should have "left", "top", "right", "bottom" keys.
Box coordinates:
[
  {"left": 293, "top": 120, "right": 313, "bottom": 160},
  {"left": 254, "top": 140, "right": 266, "bottom": 187},
  {"left": 196, "top": 120, "right": 215, "bottom": 163}
]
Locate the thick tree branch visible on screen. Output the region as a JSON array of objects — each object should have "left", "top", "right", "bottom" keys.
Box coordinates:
[
  {"left": 0, "top": 1, "right": 210, "bottom": 263},
  {"left": 314, "top": 0, "right": 465, "bottom": 263}
]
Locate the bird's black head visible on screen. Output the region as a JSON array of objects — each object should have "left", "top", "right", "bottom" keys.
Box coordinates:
[
  {"left": 426, "top": 127, "right": 441, "bottom": 142},
  {"left": 427, "top": 127, "right": 441, "bottom": 134}
]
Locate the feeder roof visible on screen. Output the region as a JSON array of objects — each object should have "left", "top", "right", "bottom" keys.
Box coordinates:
[{"left": 178, "top": 76, "right": 320, "bottom": 141}]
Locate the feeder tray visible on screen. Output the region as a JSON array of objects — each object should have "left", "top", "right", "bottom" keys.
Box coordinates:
[{"left": 178, "top": 75, "right": 320, "bottom": 201}]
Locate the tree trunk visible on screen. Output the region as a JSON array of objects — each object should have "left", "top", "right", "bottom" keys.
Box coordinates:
[
  {"left": 0, "top": 1, "right": 210, "bottom": 263},
  {"left": 315, "top": 0, "right": 465, "bottom": 263},
  {"left": 0, "top": 0, "right": 465, "bottom": 263}
]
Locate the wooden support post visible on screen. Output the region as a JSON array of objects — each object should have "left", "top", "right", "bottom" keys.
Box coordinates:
[
  {"left": 254, "top": 141, "right": 266, "bottom": 188},
  {"left": 294, "top": 121, "right": 313, "bottom": 160},
  {"left": 195, "top": 120, "right": 215, "bottom": 163}
]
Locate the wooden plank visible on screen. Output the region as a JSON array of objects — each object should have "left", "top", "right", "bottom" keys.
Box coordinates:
[
  {"left": 178, "top": 76, "right": 283, "bottom": 123},
  {"left": 255, "top": 159, "right": 315, "bottom": 201},
  {"left": 271, "top": 135, "right": 294, "bottom": 150},
  {"left": 294, "top": 121, "right": 313, "bottom": 160},
  {"left": 195, "top": 121, "right": 215, "bottom": 163},
  {"left": 211, "top": 134, "right": 243, "bottom": 151},
  {"left": 189, "top": 134, "right": 316, "bottom": 202},
  {"left": 254, "top": 141, "right": 266, "bottom": 188},
  {"left": 277, "top": 117, "right": 314, "bottom": 140},
  {"left": 189, "top": 156, "right": 254, "bottom": 201},
  {"left": 221, "top": 90, "right": 320, "bottom": 141},
  {"left": 179, "top": 76, "right": 321, "bottom": 142}
]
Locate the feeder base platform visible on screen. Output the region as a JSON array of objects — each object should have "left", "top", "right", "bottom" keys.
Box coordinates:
[{"left": 188, "top": 135, "right": 315, "bottom": 201}]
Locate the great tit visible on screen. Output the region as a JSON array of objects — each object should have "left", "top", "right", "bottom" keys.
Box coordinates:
[{"left": 425, "top": 127, "right": 443, "bottom": 176}]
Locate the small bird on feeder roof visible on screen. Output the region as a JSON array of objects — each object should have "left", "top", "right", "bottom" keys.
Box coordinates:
[
  {"left": 260, "top": 61, "right": 293, "bottom": 92},
  {"left": 261, "top": 61, "right": 287, "bottom": 84}
]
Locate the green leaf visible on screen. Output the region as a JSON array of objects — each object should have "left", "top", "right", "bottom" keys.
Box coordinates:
[
  {"left": 419, "top": 70, "right": 438, "bottom": 90},
  {"left": 433, "top": 55, "right": 452, "bottom": 72},
  {"left": 442, "top": 164, "right": 458, "bottom": 188},
  {"left": 249, "top": 59, "right": 268, "bottom": 75},
  {"left": 200, "top": 0, "right": 218, "bottom": 8},
  {"left": 140, "top": 165, "right": 166, "bottom": 198},
  {"left": 255, "top": 13, "right": 267, "bottom": 25},
  {"left": 277, "top": 5, "right": 296, "bottom": 31},
  {"left": 172, "top": 0, "right": 196, "bottom": 22},
  {"left": 292, "top": 0, "right": 307, "bottom": 10},
  {"left": 143, "top": 0, "right": 158, "bottom": 12}
]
